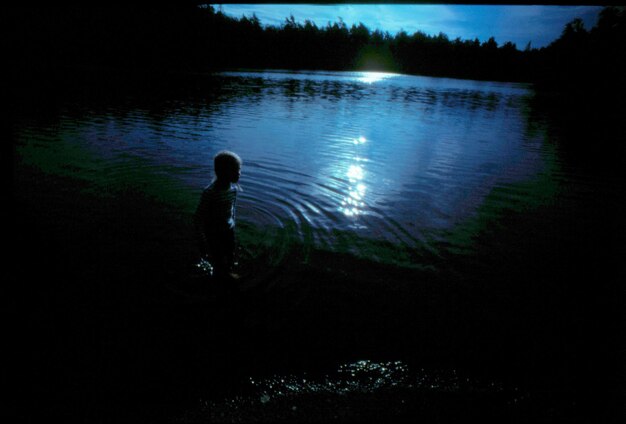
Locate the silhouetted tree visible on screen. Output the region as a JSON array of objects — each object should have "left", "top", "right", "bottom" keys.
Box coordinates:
[
  {"left": 8, "top": 4, "right": 626, "bottom": 89},
  {"left": 533, "top": 6, "right": 625, "bottom": 97}
]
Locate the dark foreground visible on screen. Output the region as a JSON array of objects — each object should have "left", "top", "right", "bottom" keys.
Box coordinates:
[{"left": 11, "top": 153, "right": 625, "bottom": 423}]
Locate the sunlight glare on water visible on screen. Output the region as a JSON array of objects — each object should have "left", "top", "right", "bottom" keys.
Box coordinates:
[
  {"left": 14, "top": 69, "right": 557, "bottom": 269},
  {"left": 186, "top": 360, "right": 520, "bottom": 422},
  {"left": 356, "top": 71, "right": 399, "bottom": 84},
  {"left": 341, "top": 163, "right": 367, "bottom": 218}
]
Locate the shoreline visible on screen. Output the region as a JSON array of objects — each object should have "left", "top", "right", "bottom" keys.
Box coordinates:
[{"left": 13, "top": 161, "right": 624, "bottom": 422}]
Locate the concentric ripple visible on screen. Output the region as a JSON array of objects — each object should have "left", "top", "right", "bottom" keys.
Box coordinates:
[{"left": 15, "top": 69, "right": 560, "bottom": 274}]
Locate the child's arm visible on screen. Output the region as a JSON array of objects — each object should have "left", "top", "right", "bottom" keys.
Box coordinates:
[{"left": 194, "top": 191, "right": 212, "bottom": 257}]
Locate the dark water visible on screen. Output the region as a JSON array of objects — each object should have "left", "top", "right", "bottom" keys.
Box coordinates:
[{"left": 12, "top": 69, "right": 625, "bottom": 422}]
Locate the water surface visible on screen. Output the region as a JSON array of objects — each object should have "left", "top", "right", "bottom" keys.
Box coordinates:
[{"left": 15, "top": 69, "right": 561, "bottom": 270}]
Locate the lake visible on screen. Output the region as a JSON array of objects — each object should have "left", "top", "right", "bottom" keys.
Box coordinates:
[
  {"left": 14, "top": 70, "right": 561, "bottom": 267},
  {"left": 12, "top": 69, "right": 624, "bottom": 422}
]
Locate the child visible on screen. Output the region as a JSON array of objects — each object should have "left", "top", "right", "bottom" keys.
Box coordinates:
[{"left": 195, "top": 150, "right": 242, "bottom": 280}]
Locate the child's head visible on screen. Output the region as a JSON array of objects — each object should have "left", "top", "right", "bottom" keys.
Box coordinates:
[{"left": 214, "top": 150, "right": 242, "bottom": 183}]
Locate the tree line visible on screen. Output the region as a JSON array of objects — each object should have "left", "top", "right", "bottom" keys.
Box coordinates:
[{"left": 8, "top": 4, "right": 626, "bottom": 89}]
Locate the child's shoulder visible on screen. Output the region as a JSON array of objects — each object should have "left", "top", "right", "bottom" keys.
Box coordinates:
[
  {"left": 202, "top": 182, "right": 214, "bottom": 195},
  {"left": 203, "top": 181, "right": 237, "bottom": 195}
]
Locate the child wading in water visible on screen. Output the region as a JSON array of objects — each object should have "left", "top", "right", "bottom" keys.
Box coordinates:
[{"left": 195, "top": 150, "right": 242, "bottom": 281}]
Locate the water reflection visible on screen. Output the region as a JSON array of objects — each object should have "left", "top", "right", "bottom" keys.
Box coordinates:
[
  {"left": 353, "top": 136, "right": 367, "bottom": 145},
  {"left": 340, "top": 165, "right": 366, "bottom": 217},
  {"left": 14, "top": 69, "right": 553, "bottom": 266},
  {"left": 340, "top": 136, "right": 369, "bottom": 219},
  {"left": 356, "top": 71, "right": 398, "bottom": 84},
  {"left": 184, "top": 360, "right": 519, "bottom": 422}
]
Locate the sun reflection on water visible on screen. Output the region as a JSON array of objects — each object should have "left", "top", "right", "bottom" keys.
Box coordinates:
[
  {"left": 340, "top": 137, "right": 369, "bottom": 218},
  {"left": 347, "top": 164, "right": 364, "bottom": 181},
  {"left": 356, "top": 71, "right": 398, "bottom": 84}
]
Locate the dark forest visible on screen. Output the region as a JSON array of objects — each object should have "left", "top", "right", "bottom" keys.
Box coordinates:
[{"left": 8, "top": 4, "right": 626, "bottom": 91}]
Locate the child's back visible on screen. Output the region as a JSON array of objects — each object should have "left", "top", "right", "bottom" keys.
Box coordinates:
[
  {"left": 194, "top": 150, "right": 242, "bottom": 279},
  {"left": 196, "top": 180, "right": 238, "bottom": 233}
]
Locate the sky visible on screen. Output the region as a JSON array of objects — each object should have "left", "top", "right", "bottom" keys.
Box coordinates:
[{"left": 215, "top": 4, "right": 604, "bottom": 49}]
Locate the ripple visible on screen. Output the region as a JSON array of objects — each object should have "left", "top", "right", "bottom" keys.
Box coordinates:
[{"left": 15, "top": 69, "right": 563, "bottom": 272}]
